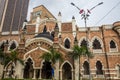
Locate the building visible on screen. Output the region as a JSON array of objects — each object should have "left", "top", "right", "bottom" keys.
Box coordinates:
[
  {"left": 0, "top": 0, "right": 29, "bottom": 34},
  {"left": 0, "top": 5, "right": 120, "bottom": 80}
]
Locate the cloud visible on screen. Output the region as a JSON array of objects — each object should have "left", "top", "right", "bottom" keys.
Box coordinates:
[{"left": 27, "top": 0, "right": 120, "bottom": 26}]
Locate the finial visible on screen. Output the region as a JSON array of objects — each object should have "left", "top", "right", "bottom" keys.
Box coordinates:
[
  {"left": 58, "top": 12, "right": 61, "bottom": 16},
  {"left": 72, "top": 16, "right": 75, "bottom": 19},
  {"left": 43, "top": 25, "right": 47, "bottom": 33}
]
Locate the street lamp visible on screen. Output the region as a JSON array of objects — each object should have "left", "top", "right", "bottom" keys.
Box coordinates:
[{"left": 71, "top": 2, "right": 103, "bottom": 80}]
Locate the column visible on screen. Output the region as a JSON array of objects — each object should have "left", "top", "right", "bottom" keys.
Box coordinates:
[
  {"left": 33, "top": 69, "right": 36, "bottom": 79},
  {"left": 60, "top": 70, "right": 62, "bottom": 80},
  {"left": 72, "top": 69, "right": 74, "bottom": 80},
  {"left": 39, "top": 69, "right": 42, "bottom": 79}
]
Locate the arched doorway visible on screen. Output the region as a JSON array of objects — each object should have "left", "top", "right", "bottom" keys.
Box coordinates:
[
  {"left": 83, "top": 61, "right": 90, "bottom": 75},
  {"left": 23, "top": 58, "right": 34, "bottom": 79},
  {"left": 41, "top": 61, "right": 52, "bottom": 79},
  {"left": 96, "top": 61, "right": 103, "bottom": 75},
  {"left": 62, "top": 62, "right": 72, "bottom": 80}
]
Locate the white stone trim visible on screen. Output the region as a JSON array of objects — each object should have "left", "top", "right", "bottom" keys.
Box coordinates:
[
  {"left": 60, "top": 60, "right": 73, "bottom": 70},
  {"left": 104, "top": 25, "right": 113, "bottom": 29},
  {"left": 59, "top": 44, "right": 72, "bottom": 52},
  {"left": 78, "top": 27, "right": 87, "bottom": 32},
  {"left": 5, "top": 61, "right": 15, "bottom": 70},
  {"left": 24, "top": 47, "right": 49, "bottom": 60},
  {"left": 25, "top": 37, "right": 53, "bottom": 47},
  {"left": 1, "top": 32, "right": 10, "bottom": 35},
  {"left": 24, "top": 56, "right": 35, "bottom": 68},
  {"left": 11, "top": 31, "right": 19, "bottom": 34},
  {"left": 91, "top": 36, "right": 103, "bottom": 52},
  {"left": 90, "top": 27, "right": 100, "bottom": 31},
  {"left": 8, "top": 40, "right": 18, "bottom": 50},
  {"left": 109, "top": 40, "right": 118, "bottom": 53},
  {"left": 79, "top": 36, "right": 90, "bottom": 47}
]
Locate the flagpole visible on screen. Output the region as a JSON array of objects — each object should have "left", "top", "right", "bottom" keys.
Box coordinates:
[{"left": 71, "top": 2, "right": 103, "bottom": 80}]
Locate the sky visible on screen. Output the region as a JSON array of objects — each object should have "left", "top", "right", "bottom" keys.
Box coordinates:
[{"left": 27, "top": 0, "right": 120, "bottom": 27}]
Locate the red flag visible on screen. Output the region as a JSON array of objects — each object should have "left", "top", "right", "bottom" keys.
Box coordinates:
[{"left": 79, "top": 9, "right": 84, "bottom": 14}]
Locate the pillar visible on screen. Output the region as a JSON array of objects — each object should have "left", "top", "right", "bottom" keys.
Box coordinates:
[
  {"left": 33, "top": 69, "right": 36, "bottom": 79},
  {"left": 39, "top": 69, "right": 42, "bottom": 79}
]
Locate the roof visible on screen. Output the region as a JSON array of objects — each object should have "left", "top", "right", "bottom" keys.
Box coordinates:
[
  {"left": 34, "top": 25, "right": 54, "bottom": 41},
  {"left": 34, "top": 32, "right": 54, "bottom": 41}
]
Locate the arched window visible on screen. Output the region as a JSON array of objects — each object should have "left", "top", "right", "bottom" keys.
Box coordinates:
[
  {"left": 62, "top": 62, "right": 72, "bottom": 79},
  {"left": 96, "top": 61, "right": 103, "bottom": 75},
  {"left": 80, "top": 39, "right": 87, "bottom": 47},
  {"left": 10, "top": 42, "right": 16, "bottom": 50},
  {"left": 23, "top": 58, "right": 34, "bottom": 78},
  {"left": 0, "top": 42, "right": 5, "bottom": 51},
  {"left": 64, "top": 39, "right": 70, "bottom": 49},
  {"left": 83, "top": 61, "right": 90, "bottom": 75},
  {"left": 110, "top": 40, "right": 116, "bottom": 48},
  {"left": 92, "top": 39, "right": 101, "bottom": 49}
]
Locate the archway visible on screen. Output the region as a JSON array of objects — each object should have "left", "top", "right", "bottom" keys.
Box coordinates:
[
  {"left": 41, "top": 61, "right": 52, "bottom": 79},
  {"left": 62, "top": 62, "right": 72, "bottom": 80},
  {"left": 23, "top": 58, "right": 34, "bottom": 79},
  {"left": 83, "top": 61, "right": 90, "bottom": 75},
  {"left": 96, "top": 61, "right": 103, "bottom": 75}
]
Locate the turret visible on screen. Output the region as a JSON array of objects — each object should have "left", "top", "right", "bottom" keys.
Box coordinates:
[
  {"left": 57, "top": 12, "right": 62, "bottom": 35},
  {"left": 35, "top": 15, "right": 40, "bottom": 35},
  {"left": 113, "top": 21, "right": 120, "bottom": 36},
  {"left": 74, "top": 35, "right": 78, "bottom": 45},
  {"left": 72, "top": 16, "right": 76, "bottom": 38},
  {"left": 53, "top": 23, "right": 59, "bottom": 49}
]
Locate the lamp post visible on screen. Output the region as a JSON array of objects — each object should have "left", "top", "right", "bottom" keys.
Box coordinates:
[{"left": 71, "top": 2, "right": 103, "bottom": 80}]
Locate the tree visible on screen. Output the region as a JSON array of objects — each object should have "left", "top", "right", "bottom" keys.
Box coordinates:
[
  {"left": 69, "top": 45, "right": 84, "bottom": 80},
  {"left": 40, "top": 47, "right": 63, "bottom": 79},
  {"left": 0, "top": 49, "right": 11, "bottom": 79},
  {"left": 8, "top": 50, "right": 24, "bottom": 78},
  {"left": 0, "top": 49, "right": 23, "bottom": 79},
  {"left": 69, "top": 45, "right": 93, "bottom": 80}
]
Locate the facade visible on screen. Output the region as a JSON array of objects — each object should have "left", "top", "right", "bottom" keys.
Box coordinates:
[
  {"left": 0, "top": 5, "right": 120, "bottom": 80},
  {"left": 0, "top": 0, "right": 29, "bottom": 34}
]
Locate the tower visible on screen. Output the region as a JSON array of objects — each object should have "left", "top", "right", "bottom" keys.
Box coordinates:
[{"left": 0, "top": 0, "right": 29, "bottom": 34}]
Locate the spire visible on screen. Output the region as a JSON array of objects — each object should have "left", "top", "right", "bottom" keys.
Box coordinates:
[
  {"left": 55, "top": 23, "right": 59, "bottom": 29},
  {"left": 72, "top": 16, "right": 75, "bottom": 19},
  {"left": 74, "top": 35, "right": 78, "bottom": 45},
  {"left": 58, "top": 12, "right": 61, "bottom": 16},
  {"left": 22, "top": 20, "right": 27, "bottom": 30},
  {"left": 43, "top": 25, "right": 47, "bottom": 33}
]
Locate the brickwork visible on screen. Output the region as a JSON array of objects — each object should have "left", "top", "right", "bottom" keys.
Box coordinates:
[{"left": 0, "top": 5, "right": 120, "bottom": 79}]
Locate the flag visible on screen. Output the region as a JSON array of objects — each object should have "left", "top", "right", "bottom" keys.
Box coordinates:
[{"left": 79, "top": 9, "right": 84, "bottom": 14}]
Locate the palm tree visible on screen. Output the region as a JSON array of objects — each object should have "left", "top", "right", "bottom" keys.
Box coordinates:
[
  {"left": 69, "top": 45, "right": 84, "bottom": 80},
  {"left": 8, "top": 50, "right": 24, "bottom": 78},
  {"left": 69, "top": 45, "right": 93, "bottom": 80},
  {"left": 40, "top": 47, "right": 63, "bottom": 80},
  {"left": 0, "top": 49, "right": 11, "bottom": 79},
  {"left": 0, "top": 49, "right": 23, "bottom": 79}
]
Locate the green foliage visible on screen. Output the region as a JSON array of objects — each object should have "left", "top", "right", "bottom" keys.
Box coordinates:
[
  {"left": 40, "top": 47, "right": 63, "bottom": 65},
  {"left": 72, "top": 45, "right": 83, "bottom": 59},
  {"left": 10, "top": 50, "right": 24, "bottom": 65},
  {"left": 82, "top": 46, "right": 94, "bottom": 58}
]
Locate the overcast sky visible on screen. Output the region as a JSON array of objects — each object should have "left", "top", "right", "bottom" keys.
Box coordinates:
[{"left": 28, "top": 0, "right": 120, "bottom": 27}]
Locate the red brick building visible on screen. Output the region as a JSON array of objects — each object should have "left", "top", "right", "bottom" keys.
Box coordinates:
[{"left": 0, "top": 5, "right": 120, "bottom": 80}]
